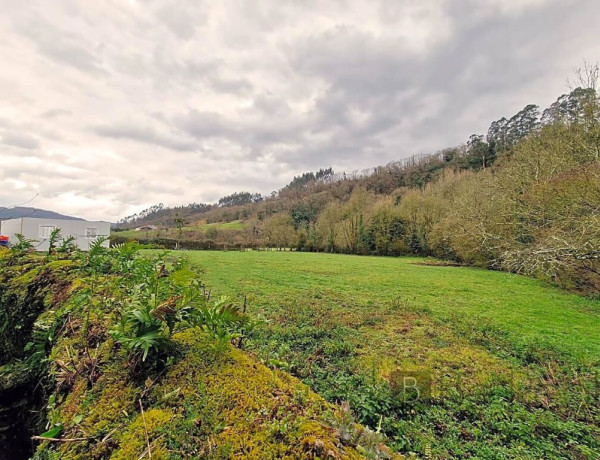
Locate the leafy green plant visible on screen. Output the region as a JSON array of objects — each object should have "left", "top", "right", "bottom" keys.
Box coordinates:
[
  {"left": 193, "top": 295, "right": 250, "bottom": 342},
  {"left": 329, "top": 401, "right": 394, "bottom": 460},
  {"left": 23, "top": 317, "right": 60, "bottom": 374},
  {"left": 47, "top": 228, "right": 62, "bottom": 255},
  {"left": 108, "top": 251, "right": 254, "bottom": 363},
  {"left": 12, "top": 233, "right": 35, "bottom": 252},
  {"left": 110, "top": 288, "right": 172, "bottom": 361},
  {"left": 83, "top": 237, "right": 110, "bottom": 273},
  {"left": 56, "top": 236, "right": 76, "bottom": 254},
  {"left": 39, "top": 424, "right": 63, "bottom": 439}
]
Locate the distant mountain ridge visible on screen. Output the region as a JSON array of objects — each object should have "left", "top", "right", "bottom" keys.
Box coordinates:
[{"left": 0, "top": 206, "right": 83, "bottom": 221}]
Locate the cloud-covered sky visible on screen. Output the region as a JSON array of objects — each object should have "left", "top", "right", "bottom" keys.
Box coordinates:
[{"left": 1, "top": 0, "right": 599, "bottom": 221}]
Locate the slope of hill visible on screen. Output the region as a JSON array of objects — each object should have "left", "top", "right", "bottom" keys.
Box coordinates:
[{"left": 0, "top": 206, "right": 83, "bottom": 221}]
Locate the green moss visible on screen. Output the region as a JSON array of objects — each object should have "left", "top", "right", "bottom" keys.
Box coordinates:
[
  {"left": 112, "top": 408, "right": 174, "bottom": 460},
  {"left": 13, "top": 266, "right": 42, "bottom": 286},
  {"left": 0, "top": 361, "right": 31, "bottom": 390},
  {"left": 1, "top": 260, "right": 50, "bottom": 363},
  {"left": 43, "top": 259, "right": 76, "bottom": 271},
  {"left": 39, "top": 329, "right": 395, "bottom": 459}
]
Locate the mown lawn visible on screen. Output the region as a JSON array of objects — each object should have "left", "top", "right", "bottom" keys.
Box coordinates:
[{"left": 174, "top": 250, "right": 600, "bottom": 458}]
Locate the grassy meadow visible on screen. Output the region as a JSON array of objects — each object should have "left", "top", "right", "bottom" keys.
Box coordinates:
[
  {"left": 173, "top": 250, "right": 600, "bottom": 458},
  {"left": 117, "top": 219, "right": 246, "bottom": 239}
]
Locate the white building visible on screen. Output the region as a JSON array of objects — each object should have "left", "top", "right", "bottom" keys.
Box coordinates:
[{"left": 0, "top": 217, "right": 110, "bottom": 252}]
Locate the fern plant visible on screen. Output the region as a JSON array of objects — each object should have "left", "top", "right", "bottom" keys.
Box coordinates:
[
  {"left": 109, "top": 288, "right": 171, "bottom": 361},
  {"left": 56, "top": 236, "right": 76, "bottom": 254},
  {"left": 194, "top": 296, "right": 251, "bottom": 342},
  {"left": 110, "top": 279, "right": 253, "bottom": 361},
  {"left": 47, "top": 228, "right": 62, "bottom": 255},
  {"left": 103, "top": 245, "right": 255, "bottom": 362},
  {"left": 84, "top": 237, "right": 110, "bottom": 273},
  {"left": 23, "top": 317, "right": 59, "bottom": 374},
  {"left": 12, "top": 233, "right": 35, "bottom": 252}
]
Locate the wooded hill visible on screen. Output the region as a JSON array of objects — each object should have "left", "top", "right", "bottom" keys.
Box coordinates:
[{"left": 115, "top": 66, "right": 600, "bottom": 295}]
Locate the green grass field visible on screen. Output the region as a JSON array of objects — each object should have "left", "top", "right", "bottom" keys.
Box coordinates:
[
  {"left": 186, "top": 251, "right": 600, "bottom": 359},
  {"left": 201, "top": 219, "right": 246, "bottom": 231},
  {"left": 170, "top": 250, "right": 600, "bottom": 458},
  {"left": 117, "top": 220, "right": 246, "bottom": 239}
]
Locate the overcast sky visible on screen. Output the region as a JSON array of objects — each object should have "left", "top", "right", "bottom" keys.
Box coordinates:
[{"left": 1, "top": 0, "right": 599, "bottom": 221}]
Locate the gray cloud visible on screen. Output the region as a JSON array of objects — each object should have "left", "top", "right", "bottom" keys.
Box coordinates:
[
  {"left": 0, "top": 0, "right": 598, "bottom": 221},
  {"left": 155, "top": 2, "right": 207, "bottom": 41},
  {"left": 1, "top": 132, "right": 40, "bottom": 150},
  {"left": 172, "top": 110, "right": 234, "bottom": 140},
  {"left": 93, "top": 121, "right": 198, "bottom": 152},
  {"left": 40, "top": 109, "right": 73, "bottom": 118},
  {"left": 17, "top": 14, "right": 106, "bottom": 75}
]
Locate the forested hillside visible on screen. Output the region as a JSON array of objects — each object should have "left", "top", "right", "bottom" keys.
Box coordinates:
[{"left": 115, "top": 67, "right": 600, "bottom": 294}]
